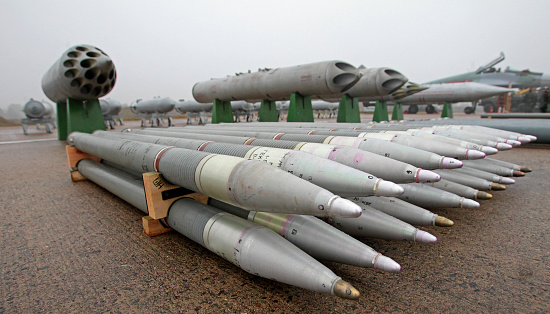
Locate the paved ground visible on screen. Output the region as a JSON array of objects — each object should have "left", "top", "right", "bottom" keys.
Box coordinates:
[{"left": 0, "top": 112, "right": 548, "bottom": 312}]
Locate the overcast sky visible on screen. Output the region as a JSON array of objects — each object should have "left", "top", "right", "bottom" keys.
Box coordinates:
[{"left": 1, "top": 0, "right": 549, "bottom": 109}]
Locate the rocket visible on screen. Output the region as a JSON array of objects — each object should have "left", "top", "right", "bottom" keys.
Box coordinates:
[
  {"left": 423, "top": 179, "right": 493, "bottom": 200},
  {"left": 130, "top": 97, "right": 176, "bottom": 114},
  {"left": 398, "top": 184, "right": 480, "bottom": 209}
]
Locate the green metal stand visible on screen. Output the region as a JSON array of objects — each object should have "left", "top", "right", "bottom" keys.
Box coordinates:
[
  {"left": 56, "top": 98, "right": 105, "bottom": 140},
  {"left": 391, "top": 103, "right": 404, "bottom": 120},
  {"left": 287, "top": 93, "right": 314, "bottom": 122},
  {"left": 259, "top": 100, "right": 279, "bottom": 122},
  {"left": 211, "top": 99, "right": 234, "bottom": 124},
  {"left": 373, "top": 100, "right": 389, "bottom": 122},
  {"left": 336, "top": 94, "right": 361, "bottom": 123},
  {"left": 441, "top": 102, "right": 454, "bottom": 118}
]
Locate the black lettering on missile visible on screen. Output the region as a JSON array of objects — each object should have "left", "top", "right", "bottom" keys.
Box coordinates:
[
  {"left": 406, "top": 170, "right": 412, "bottom": 174},
  {"left": 358, "top": 226, "right": 363, "bottom": 230},
  {"left": 385, "top": 153, "right": 390, "bottom": 157},
  {"left": 161, "top": 187, "right": 194, "bottom": 200},
  {"left": 368, "top": 175, "right": 374, "bottom": 179},
  {"left": 291, "top": 229, "right": 297, "bottom": 235},
  {"left": 318, "top": 205, "right": 324, "bottom": 211}
]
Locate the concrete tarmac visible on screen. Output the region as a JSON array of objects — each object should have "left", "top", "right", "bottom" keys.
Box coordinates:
[{"left": 1, "top": 112, "right": 548, "bottom": 312}]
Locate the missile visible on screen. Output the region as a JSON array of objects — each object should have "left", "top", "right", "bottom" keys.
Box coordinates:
[
  {"left": 76, "top": 159, "right": 359, "bottom": 299},
  {"left": 207, "top": 199, "right": 401, "bottom": 272},
  {"left": 423, "top": 179, "right": 493, "bottom": 200},
  {"left": 461, "top": 160, "right": 525, "bottom": 177},
  {"left": 134, "top": 128, "right": 440, "bottom": 184},
  {"left": 130, "top": 97, "right": 176, "bottom": 114},
  {"left": 326, "top": 201, "right": 438, "bottom": 243},
  {"left": 42, "top": 44, "right": 116, "bottom": 103},
  {"left": 99, "top": 98, "right": 123, "bottom": 116},
  {"left": 358, "top": 82, "right": 517, "bottom": 104},
  {"left": 192, "top": 60, "right": 362, "bottom": 103},
  {"left": 398, "top": 184, "right": 480, "bottom": 209},
  {"left": 94, "top": 131, "right": 403, "bottom": 197},
  {"left": 23, "top": 99, "right": 54, "bottom": 119},
  {"left": 450, "top": 167, "right": 516, "bottom": 185},
  {"left": 434, "top": 169, "right": 506, "bottom": 191},
  {"left": 67, "top": 132, "right": 362, "bottom": 218},
  {"left": 356, "top": 196, "right": 454, "bottom": 227},
  {"left": 175, "top": 99, "right": 214, "bottom": 113},
  {"left": 480, "top": 157, "right": 532, "bottom": 173}
]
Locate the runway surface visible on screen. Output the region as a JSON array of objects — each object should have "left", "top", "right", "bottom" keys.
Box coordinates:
[{"left": 1, "top": 113, "right": 548, "bottom": 312}]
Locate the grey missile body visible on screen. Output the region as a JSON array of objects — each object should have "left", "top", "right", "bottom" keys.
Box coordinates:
[
  {"left": 208, "top": 199, "right": 400, "bottom": 272},
  {"left": 461, "top": 160, "right": 524, "bottom": 177},
  {"left": 192, "top": 60, "right": 362, "bottom": 103},
  {"left": 480, "top": 157, "right": 532, "bottom": 173},
  {"left": 351, "top": 196, "right": 454, "bottom": 227},
  {"left": 76, "top": 159, "right": 359, "bottom": 299},
  {"left": 42, "top": 44, "right": 116, "bottom": 103},
  {"left": 326, "top": 202, "right": 437, "bottom": 243},
  {"left": 398, "top": 184, "right": 480, "bottom": 209},
  {"left": 434, "top": 169, "right": 506, "bottom": 191},
  {"left": 68, "top": 132, "right": 361, "bottom": 218},
  {"left": 94, "top": 131, "right": 402, "bottom": 197},
  {"left": 394, "top": 131, "right": 498, "bottom": 155},
  {"left": 147, "top": 128, "right": 441, "bottom": 184},
  {"left": 423, "top": 128, "right": 520, "bottom": 147},
  {"left": 433, "top": 125, "right": 533, "bottom": 144},
  {"left": 423, "top": 178, "right": 493, "bottom": 200},
  {"left": 451, "top": 167, "right": 515, "bottom": 185}
]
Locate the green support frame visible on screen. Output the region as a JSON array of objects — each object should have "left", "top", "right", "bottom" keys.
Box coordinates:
[
  {"left": 259, "top": 100, "right": 279, "bottom": 122},
  {"left": 57, "top": 98, "right": 105, "bottom": 140},
  {"left": 287, "top": 93, "right": 314, "bottom": 122},
  {"left": 391, "top": 103, "right": 404, "bottom": 120},
  {"left": 211, "top": 99, "right": 234, "bottom": 124},
  {"left": 441, "top": 101, "right": 454, "bottom": 118},
  {"left": 336, "top": 94, "right": 361, "bottom": 123},
  {"left": 372, "top": 100, "right": 389, "bottom": 122}
]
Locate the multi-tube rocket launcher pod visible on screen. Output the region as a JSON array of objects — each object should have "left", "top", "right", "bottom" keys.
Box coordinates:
[
  {"left": 41, "top": 45, "right": 116, "bottom": 103},
  {"left": 192, "top": 60, "right": 362, "bottom": 103}
]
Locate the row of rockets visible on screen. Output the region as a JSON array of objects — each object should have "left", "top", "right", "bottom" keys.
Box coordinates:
[{"left": 67, "top": 121, "right": 534, "bottom": 300}]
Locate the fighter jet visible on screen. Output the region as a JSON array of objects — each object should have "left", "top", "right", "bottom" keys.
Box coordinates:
[{"left": 426, "top": 52, "right": 550, "bottom": 89}]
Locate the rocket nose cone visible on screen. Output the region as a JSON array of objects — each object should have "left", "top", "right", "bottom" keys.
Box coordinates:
[
  {"left": 500, "top": 177, "right": 516, "bottom": 185},
  {"left": 496, "top": 142, "right": 513, "bottom": 150},
  {"left": 442, "top": 157, "right": 463, "bottom": 169},
  {"left": 330, "top": 198, "right": 362, "bottom": 218},
  {"left": 461, "top": 198, "right": 480, "bottom": 209},
  {"left": 517, "top": 136, "right": 531, "bottom": 144},
  {"left": 481, "top": 147, "right": 499, "bottom": 155},
  {"left": 525, "top": 135, "right": 537, "bottom": 141},
  {"left": 415, "top": 230, "right": 438, "bottom": 243},
  {"left": 374, "top": 254, "right": 401, "bottom": 273},
  {"left": 466, "top": 150, "right": 486, "bottom": 160},
  {"left": 416, "top": 169, "right": 441, "bottom": 183},
  {"left": 376, "top": 180, "right": 405, "bottom": 197}
]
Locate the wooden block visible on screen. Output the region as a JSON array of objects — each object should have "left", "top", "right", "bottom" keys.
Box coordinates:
[
  {"left": 142, "top": 172, "right": 208, "bottom": 219},
  {"left": 142, "top": 216, "right": 172, "bottom": 237},
  {"left": 66, "top": 145, "right": 101, "bottom": 169},
  {"left": 70, "top": 170, "right": 88, "bottom": 182}
]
